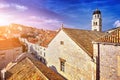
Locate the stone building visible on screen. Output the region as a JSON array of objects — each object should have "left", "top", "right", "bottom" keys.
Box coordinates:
[
  {"left": 46, "top": 27, "right": 105, "bottom": 80},
  {"left": 19, "top": 30, "right": 57, "bottom": 64},
  {"left": 93, "top": 28, "right": 120, "bottom": 80},
  {"left": 20, "top": 38, "right": 47, "bottom": 64},
  {"left": 0, "top": 38, "right": 23, "bottom": 70}
]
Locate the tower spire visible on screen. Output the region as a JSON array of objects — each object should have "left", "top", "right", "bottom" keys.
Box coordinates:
[{"left": 92, "top": 9, "right": 102, "bottom": 31}]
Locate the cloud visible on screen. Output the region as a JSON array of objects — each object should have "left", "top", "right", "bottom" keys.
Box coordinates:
[
  {"left": 13, "top": 4, "right": 28, "bottom": 11},
  {"left": 29, "top": 16, "right": 38, "bottom": 19},
  {"left": 29, "top": 16, "right": 62, "bottom": 24},
  {"left": 0, "top": 3, "right": 27, "bottom": 11},
  {"left": 0, "top": 3, "right": 10, "bottom": 8},
  {"left": 28, "top": 16, "right": 62, "bottom": 29},
  {"left": 114, "top": 20, "right": 120, "bottom": 27}
]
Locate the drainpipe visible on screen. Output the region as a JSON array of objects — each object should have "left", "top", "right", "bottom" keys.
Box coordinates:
[{"left": 96, "top": 43, "right": 100, "bottom": 80}]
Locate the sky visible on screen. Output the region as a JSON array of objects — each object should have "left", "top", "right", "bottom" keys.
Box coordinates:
[{"left": 0, "top": 0, "right": 120, "bottom": 31}]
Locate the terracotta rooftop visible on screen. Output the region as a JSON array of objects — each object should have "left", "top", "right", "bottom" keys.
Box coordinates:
[
  {"left": 5, "top": 53, "right": 66, "bottom": 80},
  {"left": 62, "top": 28, "right": 105, "bottom": 57},
  {"left": 27, "top": 30, "right": 57, "bottom": 47},
  {"left": 0, "top": 38, "right": 22, "bottom": 50},
  {"left": 39, "top": 30, "right": 57, "bottom": 47},
  {"left": 96, "top": 27, "right": 120, "bottom": 43}
]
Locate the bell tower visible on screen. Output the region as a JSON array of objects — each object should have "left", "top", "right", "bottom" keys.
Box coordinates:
[{"left": 92, "top": 9, "right": 102, "bottom": 31}]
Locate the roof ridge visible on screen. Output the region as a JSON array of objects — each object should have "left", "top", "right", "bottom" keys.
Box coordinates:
[
  {"left": 62, "top": 27, "right": 90, "bottom": 31},
  {"left": 62, "top": 27, "right": 105, "bottom": 33}
]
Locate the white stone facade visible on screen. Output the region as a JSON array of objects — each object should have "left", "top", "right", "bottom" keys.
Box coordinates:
[
  {"left": 93, "top": 42, "right": 120, "bottom": 80},
  {"left": 20, "top": 38, "right": 46, "bottom": 64},
  {"left": 99, "top": 43, "right": 120, "bottom": 80},
  {"left": 46, "top": 30, "right": 96, "bottom": 80}
]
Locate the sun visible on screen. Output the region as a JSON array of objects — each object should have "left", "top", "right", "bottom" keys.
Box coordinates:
[{"left": 0, "top": 14, "right": 12, "bottom": 26}]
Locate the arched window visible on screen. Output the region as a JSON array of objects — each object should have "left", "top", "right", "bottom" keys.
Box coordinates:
[
  {"left": 96, "top": 22, "right": 97, "bottom": 25},
  {"left": 97, "top": 14, "right": 99, "bottom": 18}
]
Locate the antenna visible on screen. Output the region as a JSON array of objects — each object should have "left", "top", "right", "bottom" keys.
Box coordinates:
[{"left": 61, "top": 24, "right": 64, "bottom": 29}]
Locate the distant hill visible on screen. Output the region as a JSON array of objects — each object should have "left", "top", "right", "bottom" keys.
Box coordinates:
[{"left": 0, "top": 24, "right": 58, "bottom": 44}]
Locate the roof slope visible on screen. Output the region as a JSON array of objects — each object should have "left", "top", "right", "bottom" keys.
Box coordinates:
[
  {"left": 96, "top": 27, "right": 120, "bottom": 43},
  {"left": 6, "top": 54, "right": 65, "bottom": 80},
  {"left": 0, "top": 38, "right": 22, "bottom": 50},
  {"left": 62, "top": 28, "right": 105, "bottom": 57}
]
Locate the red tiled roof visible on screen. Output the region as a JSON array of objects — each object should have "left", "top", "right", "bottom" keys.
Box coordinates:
[
  {"left": 39, "top": 31, "right": 57, "bottom": 47},
  {"left": 27, "top": 30, "right": 57, "bottom": 47},
  {"left": 27, "top": 37, "right": 38, "bottom": 44},
  {"left": 0, "top": 38, "right": 22, "bottom": 50}
]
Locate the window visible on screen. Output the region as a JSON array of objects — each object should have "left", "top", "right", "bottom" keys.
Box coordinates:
[
  {"left": 60, "top": 61, "right": 65, "bottom": 72},
  {"left": 44, "top": 52, "right": 45, "bottom": 57},
  {"left": 96, "top": 22, "right": 97, "bottom": 25},
  {"left": 97, "top": 14, "right": 99, "bottom": 18},
  {"left": 93, "top": 22, "right": 98, "bottom": 26},
  {"left": 60, "top": 41, "right": 64, "bottom": 45},
  {"left": 59, "top": 58, "right": 66, "bottom": 72}
]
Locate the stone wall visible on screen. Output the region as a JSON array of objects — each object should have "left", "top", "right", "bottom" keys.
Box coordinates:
[
  {"left": 46, "top": 30, "right": 95, "bottom": 80},
  {"left": 99, "top": 43, "right": 120, "bottom": 80}
]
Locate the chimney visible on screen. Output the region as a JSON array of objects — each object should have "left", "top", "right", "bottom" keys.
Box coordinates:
[{"left": 1, "top": 69, "right": 6, "bottom": 80}]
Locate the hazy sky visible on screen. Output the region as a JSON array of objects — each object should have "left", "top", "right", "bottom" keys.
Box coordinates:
[{"left": 0, "top": 0, "right": 120, "bottom": 31}]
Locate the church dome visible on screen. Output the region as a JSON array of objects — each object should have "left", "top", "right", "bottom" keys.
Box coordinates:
[{"left": 93, "top": 9, "right": 101, "bottom": 15}]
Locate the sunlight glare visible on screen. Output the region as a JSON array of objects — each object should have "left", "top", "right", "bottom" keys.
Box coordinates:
[{"left": 0, "top": 15, "right": 12, "bottom": 26}]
